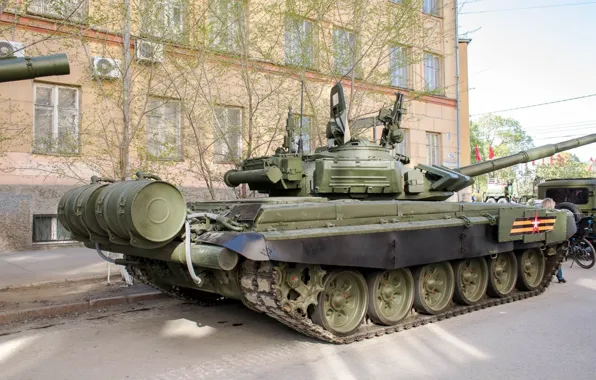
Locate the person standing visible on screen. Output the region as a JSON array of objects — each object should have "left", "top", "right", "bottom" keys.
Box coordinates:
[{"left": 541, "top": 198, "right": 567, "bottom": 283}]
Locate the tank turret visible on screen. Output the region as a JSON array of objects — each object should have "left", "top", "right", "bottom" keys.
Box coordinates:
[
  {"left": 0, "top": 53, "right": 70, "bottom": 83},
  {"left": 224, "top": 82, "right": 596, "bottom": 201}
]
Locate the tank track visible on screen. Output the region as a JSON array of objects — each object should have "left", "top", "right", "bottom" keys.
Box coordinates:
[
  {"left": 239, "top": 248, "right": 563, "bottom": 344},
  {"left": 126, "top": 260, "right": 227, "bottom": 306}
]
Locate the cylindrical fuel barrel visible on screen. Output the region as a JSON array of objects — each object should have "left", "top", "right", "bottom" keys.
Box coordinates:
[
  {"left": 0, "top": 53, "right": 71, "bottom": 83},
  {"left": 57, "top": 178, "right": 115, "bottom": 242},
  {"left": 58, "top": 186, "right": 94, "bottom": 239},
  {"left": 96, "top": 178, "right": 186, "bottom": 248}
]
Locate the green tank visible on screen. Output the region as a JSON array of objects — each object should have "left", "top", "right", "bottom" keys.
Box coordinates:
[
  {"left": 59, "top": 83, "right": 596, "bottom": 343},
  {"left": 0, "top": 53, "right": 70, "bottom": 83}
]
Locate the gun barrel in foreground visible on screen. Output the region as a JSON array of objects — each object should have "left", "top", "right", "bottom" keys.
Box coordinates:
[{"left": 0, "top": 53, "right": 70, "bottom": 83}]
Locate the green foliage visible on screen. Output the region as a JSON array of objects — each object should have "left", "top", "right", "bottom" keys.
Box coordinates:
[
  {"left": 469, "top": 114, "right": 534, "bottom": 193},
  {"left": 535, "top": 152, "right": 592, "bottom": 181}
]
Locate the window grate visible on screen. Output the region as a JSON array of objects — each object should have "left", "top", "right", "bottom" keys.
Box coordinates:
[{"left": 32, "top": 215, "right": 73, "bottom": 243}]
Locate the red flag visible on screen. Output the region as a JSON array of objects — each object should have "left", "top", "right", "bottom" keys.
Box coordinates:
[
  {"left": 488, "top": 146, "right": 495, "bottom": 159},
  {"left": 532, "top": 160, "right": 535, "bottom": 166},
  {"left": 475, "top": 146, "right": 481, "bottom": 162}
]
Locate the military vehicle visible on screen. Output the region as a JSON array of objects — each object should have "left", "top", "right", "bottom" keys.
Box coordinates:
[
  {"left": 537, "top": 178, "right": 596, "bottom": 220},
  {"left": 0, "top": 53, "right": 70, "bottom": 83},
  {"left": 58, "top": 83, "right": 596, "bottom": 344},
  {"left": 484, "top": 179, "right": 512, "bottom": 203}
]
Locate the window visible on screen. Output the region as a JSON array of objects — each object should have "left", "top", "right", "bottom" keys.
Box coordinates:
[
  {"left": 146, "top": 98, "right": 182, "bottom": 160},
  {"left": 395, "top": 129, "right": 407, "bottom": 156},
  {"left": 426, "top": 132, "right": 440, "bottom": 165},
  {"left": 213, "top": 106, "right": 243, "bottom": 163},
  {"left": 546, "top": 188, "right": 590, "bottom": 205},
  {"left": 28, "top": 0, "right": 88, "bottom": 22},
  {"left": 141, "top": 0, "right": 185, "bottom": 39},
  {"left": 422, "top": 0, "right": 440, "bottom": 16},
  {"left": 333, "top": 28, "right": 357, "bottom": 76},
  {"left": 34, "top": 84, "right": 80, "bottom": 154},
  {"left": 208, "top": 0, "right": 245, "bottom": 53},
  {"left": 424, "top": 53, "right": 441, "bottom": 91},
  {"left": 285, "top": 17, "right": 315, "bottom": 67},
  {"left": 292, "top": 115, "right": 312, "bottom": 153},
  {"left": 390, "top": 46, "right": 409, "bottom": 88},
  {"left": 32, "top": 215, "right": 73, "bottom": 243}
]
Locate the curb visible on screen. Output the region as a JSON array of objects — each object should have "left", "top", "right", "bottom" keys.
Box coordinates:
[
  {"left": 0, "top": 291, "right": 167, "bottom": 325},
  {"left": 0, "top": 274, "right": 114, "bottom": 292}
]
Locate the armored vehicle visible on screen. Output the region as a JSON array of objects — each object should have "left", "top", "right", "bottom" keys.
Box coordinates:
[
  {"left": 0, "top": 53, "right": 70, "bottom": 82},
  {"left": 537, "top": 178, "right": 596, "bottom": 219},
  {"left": 58, "top": 84, "right": 596, "bottom": 343}
]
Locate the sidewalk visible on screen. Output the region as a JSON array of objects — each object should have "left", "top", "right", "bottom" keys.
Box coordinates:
[
  {"left": 0, "top": 246, "right": 118, "bottom": 288},
  {"left": 0, "top": 246, "right": 167, "bottom": 325}
]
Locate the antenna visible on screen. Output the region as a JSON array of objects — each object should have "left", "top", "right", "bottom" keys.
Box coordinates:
[{"left": 298, "top": 78, "right": 304, "bottom": 154}]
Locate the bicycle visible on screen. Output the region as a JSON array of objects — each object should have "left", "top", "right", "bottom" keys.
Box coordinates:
[{"left": 566, "top": 216, "right": 595, "bottom": 269}]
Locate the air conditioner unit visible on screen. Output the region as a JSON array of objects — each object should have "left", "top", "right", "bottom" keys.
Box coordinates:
[
  {"left": 0, "top": 41, "right": 25, "bottom": 58},
  {"left": 135, "top": 40, "right": 164, "bottom": 64},
  {"left": 92, "top": 57, "right": 122, "bottom": 79}
]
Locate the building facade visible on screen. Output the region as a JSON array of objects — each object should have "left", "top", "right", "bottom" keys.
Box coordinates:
[{"left": 0, "top": 0, "right": 471, "bottom": 252}]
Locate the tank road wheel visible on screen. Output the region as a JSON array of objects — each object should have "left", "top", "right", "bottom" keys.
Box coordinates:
[
  {"left": 413, "top": 262, "right": 455, "bottom": 315},
  {"left": 453, "top": 258, "right": 489, "bottom": 305},
  {"left": 486, "top": 252, "right": 518, "bottom": 298},
  {"left": 278, "top": 264, "right": 326, "bottom": 317},
  {"left": 312, "top": 270, "right": 368, "bottom": 337},
  {"left": 366, "top": 268, "right": 415, "bottom": 326},
  {"left": 516, "top": 249, "right": 545, "bottom": 291}
]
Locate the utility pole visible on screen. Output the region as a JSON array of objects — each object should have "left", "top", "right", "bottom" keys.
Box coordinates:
[{"left": 122, "top": 0, "right": 132, "bottom": 180}]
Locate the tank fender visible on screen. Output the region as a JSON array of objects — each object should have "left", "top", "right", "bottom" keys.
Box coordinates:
[
  {"left": 565, "top": 211, "right": 578, "bottom": 239},
  {"left": 196, "top": 231, "right": 270, "bottom": 261}
]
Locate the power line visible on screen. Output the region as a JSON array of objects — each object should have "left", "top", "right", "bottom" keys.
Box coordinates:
[
  {"left": 527, "top": 125, "right": 596, "bottom": 133},
  {"left": 470, "top": 93, "right": 596, "bottom": 117},
  {"left": 460, "top": 1, "right": 596, "bottom": 14},
  {"left": 531, "top": 133, "right": 592, "bottom": 141},
  {"left": 523, "top": 119, "right": 596, "bottom": 130}
]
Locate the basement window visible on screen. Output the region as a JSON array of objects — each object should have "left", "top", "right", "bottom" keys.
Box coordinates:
[{"left": 32, "top": 215, "right": 73, "bottom": 243}]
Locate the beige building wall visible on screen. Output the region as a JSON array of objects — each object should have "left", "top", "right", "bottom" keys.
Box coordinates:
[
  {"left": 459, "top": 38, "right": 472, "bottom": 167},
  {"left": 0, "top": 0, "right": 471, "bottom": 251}
]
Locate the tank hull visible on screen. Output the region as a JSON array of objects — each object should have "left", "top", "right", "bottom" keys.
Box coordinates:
[{"left": 81, "top": 197, "right": 572, "bottom": 343}]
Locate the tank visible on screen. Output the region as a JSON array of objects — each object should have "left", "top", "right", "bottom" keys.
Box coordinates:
[
  {"left": 59, "top": 83, "right": 596, "bottom": 343},
  {"left": 0, "top": 53, "right": 70, "bottom": 83}
]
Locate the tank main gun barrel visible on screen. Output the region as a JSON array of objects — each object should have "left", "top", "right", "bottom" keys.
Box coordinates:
[
  {"left": 458, "top": 133, "right": 596, "bottom": 178},
  {"left": 0, "top": 53, "right": 70, "bottom": 83}
]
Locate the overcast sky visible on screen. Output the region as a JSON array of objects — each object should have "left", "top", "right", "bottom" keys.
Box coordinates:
[{"left": 459, "top": 0, "right": 596, "bottom": 162}]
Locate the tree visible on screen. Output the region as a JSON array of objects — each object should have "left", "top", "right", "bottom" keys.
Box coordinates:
[
  {"left": 535, "top": 152, "right": 592, "bottom": 181},
  {"left": 469, "top": 114, "right": 534, "bottom": 194},
  {"left": 0, "top": 0, "right": 453, "bottom": 201}
]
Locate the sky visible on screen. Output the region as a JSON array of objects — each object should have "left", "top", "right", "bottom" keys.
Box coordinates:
[{"left": 459, "top": 0, "right": 596, "bottom": 163}]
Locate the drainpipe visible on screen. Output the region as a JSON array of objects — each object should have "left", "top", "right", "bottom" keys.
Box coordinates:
[{"left": 454, "top": 0, "right": 461, "bottom": 201}]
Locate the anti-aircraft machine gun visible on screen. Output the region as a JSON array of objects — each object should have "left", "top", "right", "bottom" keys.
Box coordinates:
[{"left": 58, "top": 83, "right": 596, "bottom": 344}]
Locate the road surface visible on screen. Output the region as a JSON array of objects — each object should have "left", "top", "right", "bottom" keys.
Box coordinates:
[{"left": 1, "top": 265, "right": 595, "bottom": 380}]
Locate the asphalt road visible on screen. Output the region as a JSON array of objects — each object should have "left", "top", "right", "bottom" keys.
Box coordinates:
[{"left": 2, "top": 264, "right": 596, "bottom": 380}]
